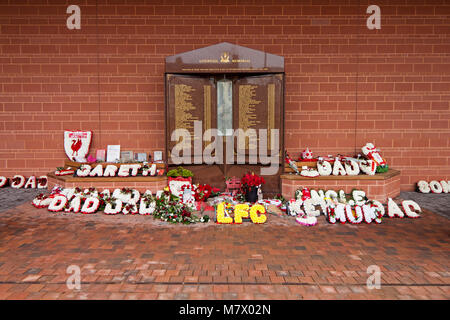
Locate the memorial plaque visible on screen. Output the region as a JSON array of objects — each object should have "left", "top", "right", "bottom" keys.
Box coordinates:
[
  {"left": 233, "top": 75, "right": 283, "bottom": 154},
  {"left": 166, "top": 75, "right": 216, "bottom": 160},
  {"left": 166, "top": 42, "right": 284, "bottom": 74},
  {"left": 165, "top": 43, "right": 284, "bottom": 194}
]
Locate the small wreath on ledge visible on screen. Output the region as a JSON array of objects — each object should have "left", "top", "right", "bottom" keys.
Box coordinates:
[{"left": 194, "top": 184, "right": 212, "bottom": 202}]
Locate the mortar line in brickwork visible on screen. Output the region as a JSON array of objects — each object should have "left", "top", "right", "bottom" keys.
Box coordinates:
[
  {"left": 96, "top": 0, "right": 102, "bottom": 147},
  {"left": 354, "top": 0, "right": 361, "bottom": 155},
  {"left": 2, "top": 281, "right": 448, "bottom": 287}
]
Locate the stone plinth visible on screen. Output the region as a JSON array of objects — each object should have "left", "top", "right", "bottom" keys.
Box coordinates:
[
  {"left": 47, "top": 173, "right": 167, "bottom": 193},
  {"left": 281, "top": 169, "right": 401, "bottom": 203}
]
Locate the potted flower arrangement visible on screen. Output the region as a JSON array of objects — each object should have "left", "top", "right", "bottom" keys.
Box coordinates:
[
  {"left": 241, "top": 172, "right": 265, "bottom": 203},
  {"left": 166, "top": 166, "right": 194, "bottom": 197},
  {"left": 167, "top": 166, "right": 194, "bottom": 180}
]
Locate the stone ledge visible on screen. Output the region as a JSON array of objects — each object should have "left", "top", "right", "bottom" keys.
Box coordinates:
[
  {"left": 64, "top": 160, "right": 165, "bottom": 169},
  {"left": 47, "top": 173, "right": 167, "bottom": 193},
  {"left": 48, "top": 172, "right": 167, "bottom": 183},
  {"left": 281, "top": 170, "right": 401, "bottom": 203}
]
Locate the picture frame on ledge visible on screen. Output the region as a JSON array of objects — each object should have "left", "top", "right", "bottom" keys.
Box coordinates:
[
  {"left": 120, "top": 151, "right": 134, "bottom": 163},
  {"left": 135, "top": 152, "right": 147, "bottom": 162},
  {"left": 96, "top": 149, "right": 106, "bottom": 162},
  {"left": 106, "top": 145, "right": 121, "bottom": 163},
  {"left": 154, "top": 151, "right": 163, "bottom": 163}
]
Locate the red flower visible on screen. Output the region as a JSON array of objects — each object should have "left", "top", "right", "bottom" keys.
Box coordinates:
[
  {"left": 181, "top": 208, "right": 191, "bottom": 217},
  {"left": 241, "top": 172, "right": 265, "bottom": 188},
  {"left": 194, "top": 184, "right": 212, "bottom": 201}
]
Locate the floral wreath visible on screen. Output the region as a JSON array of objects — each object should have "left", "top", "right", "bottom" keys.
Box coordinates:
[
  {"left": 120, "top": 187, "right": 134, "bottom": 195},
  {"left": 296, "top": 214, "right": 317, "bottom": 226},
  {"left": 193, "top": 184, "right": 212, "bottom": 202}
]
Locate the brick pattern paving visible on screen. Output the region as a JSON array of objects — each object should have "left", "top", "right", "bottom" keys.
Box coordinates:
[
  {"left": 400, "top": 191, "right": 450, "bottom": 219},
  {"left": 0, "top": 202, "right": 448, "bottom": 300},
  {"left": 0, "top": 188, "right": 42, "bottom": 213}
]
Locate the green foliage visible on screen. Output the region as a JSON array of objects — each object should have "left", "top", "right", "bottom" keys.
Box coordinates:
[
  {"left": 274, "top": 193, "right": 286, "bottom": 202},
  {"left": 151, "top": 190, "right": 209, "bottom": 224},
  {"left": 376, "top": 164, "right": 389, "bottom": 173},
  {"left": 167, "top": 166, "right": 194, "bottom": 178},
  {"left": 235, "top": 191, "right": 246, "bottom": 203}
]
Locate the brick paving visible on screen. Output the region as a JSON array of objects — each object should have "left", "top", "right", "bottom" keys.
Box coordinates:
[
  {"left": 0, "top": 200, "right": 448, "bottom": 300},
  {"left": 400, "top": 191, "right": 450, "bottom": 219},
  {"left": 0, "top": 188, "right": 43, "bottom": 213}
]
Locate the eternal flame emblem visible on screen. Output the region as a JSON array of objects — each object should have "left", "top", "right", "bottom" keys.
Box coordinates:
[{"left": 220, "top": 52, "right": 230, "bottom": 63}]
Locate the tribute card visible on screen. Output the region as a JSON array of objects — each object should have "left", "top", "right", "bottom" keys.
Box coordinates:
[
  {"left": 120, "top": 151, "right": 134, "bottom": 163},
  {"left": 154, "top": 151, "right": 163, "bottom": 162},
  {"left": 135, "top": 152, "right": 147, "bottom": 162},
  {"left": 106, "top": 145, "right": 121, "bottom": 163},
  {"left": 96, "top": 149, "right": 106, "bottom": 162}
]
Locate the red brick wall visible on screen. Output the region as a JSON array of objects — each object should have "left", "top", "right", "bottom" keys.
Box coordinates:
[{"left": 1, "top": 0, "right": 449, "bottom": 191}]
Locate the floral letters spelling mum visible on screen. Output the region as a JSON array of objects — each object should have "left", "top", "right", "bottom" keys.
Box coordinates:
[
  {"left": 289, "top": 187, "right": 422, "bottom": 225},
  {"left": 326, "top": 203, "right": 382, "bottom": 225},
  {"left": 1, "top": 175, "right": 47, "bottom": 189}
]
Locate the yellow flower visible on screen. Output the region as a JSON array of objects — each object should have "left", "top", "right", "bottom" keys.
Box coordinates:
[
  {"left": 216, "top": 202, "right": 233, "bottom": 224},
  {"left": 250, "top": 204, "right": 267, "bottom": 224}
]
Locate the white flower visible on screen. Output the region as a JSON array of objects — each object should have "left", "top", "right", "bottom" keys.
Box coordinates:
[
  {"left": 300, "top": 166, "right": 319, "bottom": 177},
  {"left": 344, "top": 160, "right": 360, "bottom": 176},
  {"left": 317, "top": 161, "right": 332, "bottom": 176},
  {"left": 168, "top": 180, "right": 191, "bottom": 197},
  {"left": 332, "top": 160, "right": 347, "bottom": 176},
  {"left": 11, "top": 175, "right": 25, "bottom": 188},
  {"left": 429, "top": 180, "right": 443, "bottom": 193},
  {"left": 104, "top": 199, "right": 122, "bottom": 215},
  {"left": 295, "top": 215, "right": 317, "bottom": 226},
  {"left": 76, "top": 165, "right": 91, "bottom": 177},
  {"left": 288, "top": 199, "right": 304, "bottom": 216},
  {"left": 359, "top": 160, "right": 377, "bottom": 175},
  {"left": 401, "top": 200, "right": 421, "bottom": 218}
]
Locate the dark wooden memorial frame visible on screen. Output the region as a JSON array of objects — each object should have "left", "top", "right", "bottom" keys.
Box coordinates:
[{"left": 164, "top": 42, "right": 285, "bottom": 193}]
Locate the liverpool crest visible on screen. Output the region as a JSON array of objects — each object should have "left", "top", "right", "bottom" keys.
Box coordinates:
[{"left": 64, "top": 130, "right": 92, "bottom": 162}]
